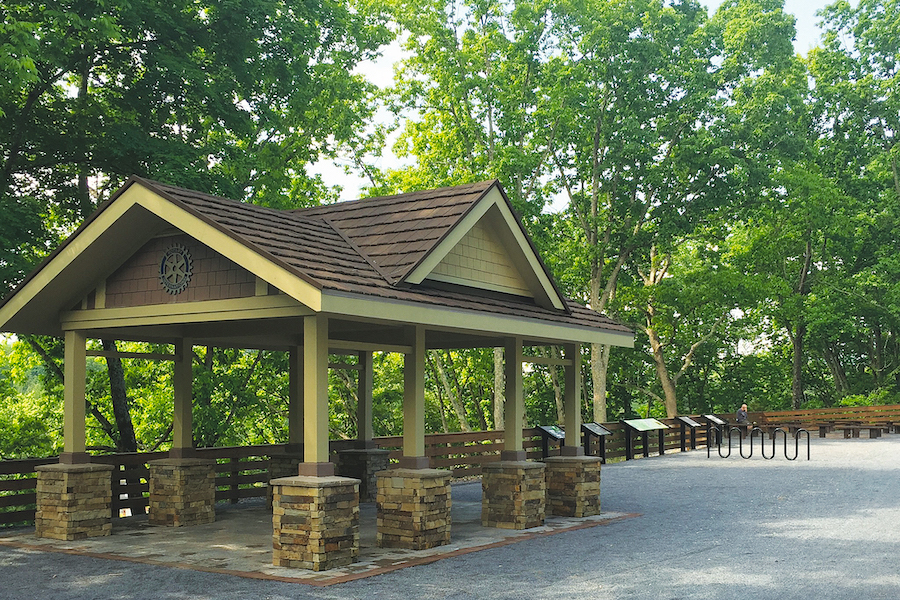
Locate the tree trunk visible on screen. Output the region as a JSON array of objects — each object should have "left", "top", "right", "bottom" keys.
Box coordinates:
[
  {"left": 102, "top": 340, "right": 138, "bottom": 452},
  {"left": 430, "top": 351, "right": 471, "bottom": 431},
  {"left": 590, "top": 343, "right": 610, "bottom": 423},
  {"left": 548, "top": 347, "right": 564, "bottom": 425},
  {"left": 493, "top": 347, "right": 504, "bottom": 430},
  {"left": 871, "top": 323, "right": 884, "bottom": 386},
  {"left": 788, "top": 322, "right": 805, "bottom": 409},
  {"left": 646, "top": 327, "right": 678, "bottom": 418},
  {"left": 822, "top": 343, "right": 849, "bottom": 399}
]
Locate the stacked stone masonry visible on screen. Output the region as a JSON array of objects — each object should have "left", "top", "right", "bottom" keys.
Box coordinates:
[
  {"left": 543, "top": 455, "right": 602, "bottom": 517},
  {"left": 271, "top": 476, "right": 360, "bottom": 571},
  {"left": 376, "top": 468, "right": 452, "bottom": 550},
  {"left": 481, "top": 461, "right": 545, "bottom": 529},
  {"left": 267, "top": 455, "right": 301, "bottom": 509},
  {"left": 148, "top": 458, "right": 216, "bottom": 527},
  {"left": 35, "top": 463, "right": 114, "bottom": 540},
  {"left": 336, "top": 448, "right": 391, "bottom": 502}
]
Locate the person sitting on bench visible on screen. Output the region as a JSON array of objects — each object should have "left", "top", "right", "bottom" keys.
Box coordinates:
[{"left": 736, "top": 404, "right": 750, "bottom": 435}]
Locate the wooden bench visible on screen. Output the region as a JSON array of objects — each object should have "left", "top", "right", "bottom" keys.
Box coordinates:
[{"left": 835, "top": 425, "right": 886, "bottom": 439}]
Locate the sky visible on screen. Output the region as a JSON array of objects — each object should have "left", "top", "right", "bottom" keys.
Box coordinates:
[{"left": 311, "top": 0, "right": 838, "bottom": 202}]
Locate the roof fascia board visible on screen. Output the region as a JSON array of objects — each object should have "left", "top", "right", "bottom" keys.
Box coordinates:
[
  {"left": 402, "top": 185, "right": 566, "bottom": 311},
  {"left": 130, "top": 184, "right": 323, "bottom": 312},
  {"left": 321, "top": 291, "right": 634, "bottom": 348},
  {"left": 60, "top": 295, "right": 312, "bottom": 331},
  {"left": 0, "top": 183, "right": 155, "bottom": 331}
]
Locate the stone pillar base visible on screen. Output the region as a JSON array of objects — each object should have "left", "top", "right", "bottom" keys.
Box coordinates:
[
  {"left": 267, "top": 455, "right": 302, "bottom": 509},
  {"left": 336, "top": 448, "right": 391, "bottom": 502},
  {"left": 481, "top": 461, "right": 545, "bottom": 529},
  {"left": 271, "top": 475, "right": 360, "bottom": 571},
  {"left": 35, "top": 463, "right": 114, "bottom": 540},
  {"left": 544, "top": 455, "right": 601, "bottom": 517},
  {"left": 376, "top": 468, "right": 451, "bottom": 550},
  {"left": 148, "top": 458, "right": 216, "bottom": 527}
]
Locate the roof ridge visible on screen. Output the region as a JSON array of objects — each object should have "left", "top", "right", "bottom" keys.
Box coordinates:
[{"left": 291, "top": 180, "right": 498, "bottom": 215}]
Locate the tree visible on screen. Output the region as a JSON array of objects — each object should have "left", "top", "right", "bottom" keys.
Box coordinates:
[
  {"left": 1, "top": 0, "right": 389, "bottom": 292},
  {"left": 1, "top": 0, "right": 389, "bottom": 455}
]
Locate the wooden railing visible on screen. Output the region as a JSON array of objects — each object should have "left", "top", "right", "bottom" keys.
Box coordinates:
[
  {"left": 0, "top": 457, "right": 57, "bottom": 527},
  {"left": 4, "top": 404, "right": 898, "bottom": 527},
  {"left": 747, "top": 404, "right": 900, "bottom": 426}
]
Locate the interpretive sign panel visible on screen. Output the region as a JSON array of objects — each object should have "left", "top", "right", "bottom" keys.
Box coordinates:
[
  {"left": 582, "top": 423, "right": 612, "bottom": 437},
  {"left": 622, "top": 418, "right": 669, "bottom": 432},
  {"left": 537, "top": 425, "right": 565, "bottom": 440}
]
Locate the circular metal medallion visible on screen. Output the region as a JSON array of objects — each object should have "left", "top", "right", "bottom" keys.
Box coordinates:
[{"left": 159, "top": 244, "right": 193, "bottom": 295}]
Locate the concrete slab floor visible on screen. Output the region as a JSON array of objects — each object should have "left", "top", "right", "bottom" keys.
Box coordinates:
[{"left": 0, "top": 481, "right": 635, "bottom": 586}]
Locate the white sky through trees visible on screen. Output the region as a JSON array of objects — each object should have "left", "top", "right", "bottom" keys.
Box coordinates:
[{"left": 311, "top": 0, "right": 839, "bottom": 203}]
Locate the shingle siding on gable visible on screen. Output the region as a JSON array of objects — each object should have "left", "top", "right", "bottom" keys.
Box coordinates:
[
  {"left": 105, "top": 235, "right": 256, "bottom": 308},
  {"left": 428, "top": 219, "right": 532, "bottom": 298}
]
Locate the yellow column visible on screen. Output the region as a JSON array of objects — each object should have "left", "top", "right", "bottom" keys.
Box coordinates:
[
  {"left": 562, "top": 343, "right": 584, "bottom": 456},
  {"left": 300, "top": 314, "right": 333, "bottom": 476},
  {"left": 503, "top": 337, "right": 525, "bottom": 460},
  {"left": 62, "top": 330, "right": 87, "bottom": 463},
  {"left": 357, "top": 351, "right": 374, "bottom": 445},
  {"left": 401, "top": 326, "right": 428, "bottom": 468},
  {"left": 288, "top": 345, "right": 304, "bottom": 450},
  {"left": 172, "top": 338, "right": 194, "bottom": 457}
]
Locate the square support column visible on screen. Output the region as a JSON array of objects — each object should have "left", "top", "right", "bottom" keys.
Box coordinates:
[
  {"left": 301, "top": 315, "right": 333, "bottom": 477},
  {"left": 502, "top": 337, "right": 525, "bottom": 461},
  {"left": 376, "top": 468, "right": 451, "bottom": 549},
  {"left": 148, "top": 458, "right": 216, "bottom": 526},
  {"left": 561, "top": 343, "right": 584, "bottom": 457},
  {"left": 400, "top": 325, "right": 429, "bottom": 469},
  {"left": 481, "top": 460, "right": 544, "bottom": 529},
  {"left": 35, "top": 463, "right": 114, "bottom": 540},
  {"left": 171, "top": 338, "right": 194, "bottom": 459},
  {"left": 336, "top": 448, "right": 390, "bottom": 502},
  {"left": 271, "top": 475, "right": 360, "bottom": 570},
  {"left": 61, "top": 330, "right": 88, "bottom": 464},
  {"left": 357, "top": 351, "right": 374, "bottom": 446}
]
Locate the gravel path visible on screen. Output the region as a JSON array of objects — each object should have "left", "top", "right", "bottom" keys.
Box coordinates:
[{"left": 2, "top": 436, "right": 898, "bottom": 599}]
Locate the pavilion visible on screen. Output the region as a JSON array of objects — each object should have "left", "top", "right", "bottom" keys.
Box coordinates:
[{"left": 0, "top": 177, "right": 633, "bottom": 570}]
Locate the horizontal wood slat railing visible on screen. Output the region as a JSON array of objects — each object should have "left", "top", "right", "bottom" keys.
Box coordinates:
[{"left": 3, "top": 404, "right": 899, "bottom": 527}]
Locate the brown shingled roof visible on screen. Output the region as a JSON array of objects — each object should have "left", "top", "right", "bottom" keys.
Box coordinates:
[
  {"left": 136, "top": 177, "right": 631, "bottom": 337},
  {"left": 294, "top": 181, "right": 494, "bottom": 282},
  {"left": 0, "top": 175, "right": 631, "bottom": 342}
]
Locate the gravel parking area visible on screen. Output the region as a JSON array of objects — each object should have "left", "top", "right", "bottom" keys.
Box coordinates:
[{"left": 2, "top": 436, "right": 898, "bottom": 599}]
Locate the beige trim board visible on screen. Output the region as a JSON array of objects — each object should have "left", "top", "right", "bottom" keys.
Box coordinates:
[
  {"left": 327, "top": 339, "right": 414, "bottom": 355},
  {"left": 0, "top": 181, "right": 323, "bottom": 335},
  {"left": 322, "top": 292, "right": 634, "bottom": 348},
  {"left": 524, "top": 355, "right": 574, "bottom": 367},
  {"left": 61, "top": 295, "right": 312, "bottom": 331},
  {"left": 86, "top": 350, "right": 178, "bottom": 361},
  {"left": 0, "top": 195, "right": 160, "bottom": 333},
  {"left": 131, "top": 186, "right": 322, "bottom": 311}
]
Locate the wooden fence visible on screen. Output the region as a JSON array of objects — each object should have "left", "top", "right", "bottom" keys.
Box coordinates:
[{"left": 4, "top": 404, "right": 898, "bottom": 528}]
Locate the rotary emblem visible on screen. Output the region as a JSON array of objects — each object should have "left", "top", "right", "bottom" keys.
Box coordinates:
[{"left": 159, "top": 244, "right": 193, "bottom": 295}]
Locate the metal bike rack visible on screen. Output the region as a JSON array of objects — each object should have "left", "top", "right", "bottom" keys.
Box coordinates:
[
  {"left": 732, "top": 427, "right": 763, "bottom": 459},
  {"left": 785, "top": 428, "right": 810, "bottom": 461},
  {"left": 707, "top": 426, "right": 732, "bottom": 458},
  {"left": 708, "top": 426, "right": 810, "bottom": 460}
]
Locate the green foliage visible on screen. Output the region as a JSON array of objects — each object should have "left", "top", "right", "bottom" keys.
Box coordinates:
[
  {"left": 0, "top": 0, "right": 390, "bottom": 295},
  {"left": 6, "top": 0, "right": 900, "bottom": 462},
  {"left": 0, "top": 336, "right": 60, "bottom": 458}
]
